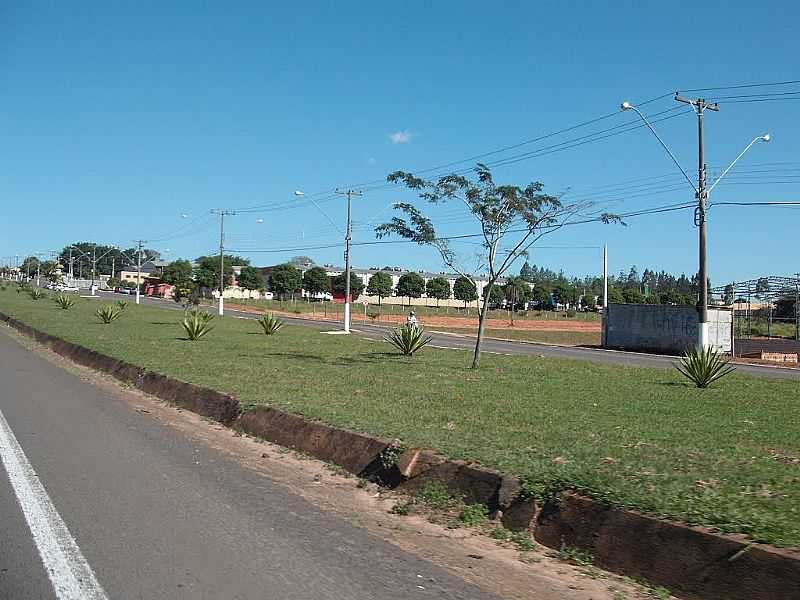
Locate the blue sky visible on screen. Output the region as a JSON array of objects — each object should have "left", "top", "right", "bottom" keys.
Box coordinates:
[{"left": 1, "top": 1, "right": 798, "bottom": 284}]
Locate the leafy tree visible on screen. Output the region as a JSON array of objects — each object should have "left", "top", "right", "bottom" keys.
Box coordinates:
[
  {"left": 396, "top": 272, "right": 425, "bottom": 304},
  {"left": 487, "top": 284, "right": 505, "bottom": 305},
  {"left": 161, "top": 260, "right": 194, "bottom": 288},
  {"left": 269, "top": 263, "right": 302, "bottom": 299},
  {"left": 452, "top": 276, "right": 478, "bottom": 307},
  {"left": 20, "top": 256, "right": 40, "bottom": 277},
  {"left": 302, "top": 266, "right": 330, "bottom": 297},
  {"left": 622, "top": 287, "right": 646, "bottom": 304},
  {"left": 519, "top": 261, "right": 535, "bottom": 282},
  {"left": 330, "top": 272, "right": 365, "bottom": 300},
  {"left": 531, "top": 284, "right": 552, "bottom": 308},
  {"left": 366, "top": 271, "right": 393, "bottom": 305},
  {"left": 237, "top": 266, "right": 264, "bottom": 291},
  {"left": 503, "top": 275, "right": 530, "bottom": 307},
  {"left": 425, "top": 277, "right": 451, "bottom": 305},
  {"left": 377, "top": 163, "right": 619, "bottom": 368}
]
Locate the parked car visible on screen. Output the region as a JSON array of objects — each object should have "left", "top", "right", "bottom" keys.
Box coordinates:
[{"left": 114, "top": 287, "right": 135, "bottom": 295}]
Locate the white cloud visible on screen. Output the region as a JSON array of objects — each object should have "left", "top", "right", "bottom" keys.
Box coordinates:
[{"left": 389, "top": 130, "right": 413, "bottom": 144}]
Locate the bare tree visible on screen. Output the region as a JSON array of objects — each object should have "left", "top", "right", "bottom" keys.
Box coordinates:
[{"left": 376, "top": 163, "right": 616, "bottom": 368}]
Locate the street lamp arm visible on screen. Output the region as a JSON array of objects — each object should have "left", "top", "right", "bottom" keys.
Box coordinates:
[
  {"left": 706, "top": 134, "right": 770, "bottom": 196},
  {"left": 621, "top": 102, "right": 698, "bottom": 194}
]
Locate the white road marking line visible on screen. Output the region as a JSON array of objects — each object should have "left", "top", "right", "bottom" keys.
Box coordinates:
[{"left": 0, "top": 409, "right": 108, "bottom": 600}]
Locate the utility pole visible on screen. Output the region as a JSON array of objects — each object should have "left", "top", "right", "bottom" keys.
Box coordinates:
[
  {"left": 335, "top": 189, "right": 362, "bottom": 333},
  {"left": 795, "top": 273, "right": 799, "bottom": 342},
  {"left": 212, "top": 210, "right": 236, "bottom": 316},
  {"left": 68, "top": 247, "right": 73, "bottom": 281},
  {"left": 134, "top": 240, "right": 147, "bottom": 305},
  {"left": 602, "top": 243, "right": 608, "bottom": 347},
  {"left": 675, "top": 94, "right": 719, "bottom": 349}
]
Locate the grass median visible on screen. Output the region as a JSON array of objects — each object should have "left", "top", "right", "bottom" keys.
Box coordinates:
[{"left": 2, "top": 286, "right": 799, "bottom": 548}]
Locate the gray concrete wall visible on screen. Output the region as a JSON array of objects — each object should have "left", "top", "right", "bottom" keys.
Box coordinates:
[{"left": 603, "top": 304, "right": 732, "bottom": 354}]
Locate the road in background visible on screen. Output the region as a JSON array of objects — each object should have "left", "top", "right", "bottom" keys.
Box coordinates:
[{"left": 129, "top": 294, "right": 800, "bottom": 380}]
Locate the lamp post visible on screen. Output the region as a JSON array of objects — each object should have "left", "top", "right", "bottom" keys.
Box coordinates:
[{"left": 620, "top": 98, "right": 769, "bottom": 349}]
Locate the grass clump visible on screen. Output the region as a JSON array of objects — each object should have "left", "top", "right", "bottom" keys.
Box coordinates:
[
  {"left": 676, "top": 346, "right": 736, "bottom": 388},
  {"left": 385, "top": 323, "right": 432, "bottom": 356},
  {"left": 458, "top": 503, "right": 489, "bottom": 526},
  {"left": 257, "top": 313, "right": 283, "bottom": 335},
  {"left": 415, "top": 480, "right": 452, "bottom": 509},
  {"left": 54, "top": 293, "right": 75, "bottom": 310},
  {"left": 96, "top": 304, "right": 122, "bottom": 324},
  {"left": 182, "top": 309, "right": 214, "bottom": 340}
]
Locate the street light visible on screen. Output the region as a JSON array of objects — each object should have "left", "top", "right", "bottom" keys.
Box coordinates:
[{"left": 620, "top": 99, "right": 769, "bottom": 349}]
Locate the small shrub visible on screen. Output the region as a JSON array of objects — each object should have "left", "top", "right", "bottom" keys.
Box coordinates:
[
  {"left": 510, "top": 531, "right": 536, "bottom": 551},
  {"left": 390, "top": 502, "right": 412, "bottom": 516},
  {"left": 385, "top": 323, "right": 432, "bottom": 356},
  {"left": 676, "top": 346, "right": 735, "bottom": 388},
  {"left": 182, "top": 309, "right": 214, "bottom": 340},
  {"left": 116, "top": 300, "right": 128, "bottom": 311},
  {"left": 29, "top": 288, "right": 45, "bottom": 300},
  {"left": 96, "top": 304, "right": 122, "bottom": 324},
  {"left": 458, "top": 503, "right": 489, "bottom": 526},
  {"left": 257, "top": 313, "right": 284, "bottom": 335},
  {"left": 566, "top": 308, "right": 577, "bottom": 318},
  {"left": 416, "top": 480, "right": 452, "bottom": 509},
  {"left": 54, "top": 293, "right": 75, "bottom": 310},
  {"left": 554, "top": 545, "right": 593, "bottom": 566},
  {"left": 367, "top": 311, "right": 381, "bottom": 322},
  {"left": 489, "top": 527, "right": 512, "bottom": 541}
]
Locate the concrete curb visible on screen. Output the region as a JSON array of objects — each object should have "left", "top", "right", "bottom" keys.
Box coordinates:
[{"left": 2, "top": 309, "right": 798, "bottom": 599}]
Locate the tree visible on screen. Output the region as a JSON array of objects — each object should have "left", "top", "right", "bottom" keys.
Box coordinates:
[
  {"left": 269, "top": 263, "right": 302, "bottom": 299},
  {"left": 487, "top": 283, "right": 504, "bottom": 306},
  {"left": 396, "top": 272, "right": 426, "bottom": 305},
  {"left": 161, "top": 260, "right": 194, "bottom": 288},
  {"left": 723, "top": 284, "right": 735, "bottom": 305},
  {"left": 426, "top": 277, "right": 451, "bottom": 306},
  {"left": 330, "top": 272, "right": 365, "bottom": 300},
  {"left": 366, "top": 271, "right": 393, "bottom": 305},
  {"left": 519, "top": 261, "right": 535, "bottom": 282},
  {"left": 531, "top": 284, "right": 552, "bottom": 308},
  {"left": 377, "top": 163, "right": 619, "bottom": 368},
  {"left": 193, "top": 255, "right": 250, "bottom": 292},
  {"left": 622, "top": 287, "right": 645, "bottom": 304},
  {"left": 503, "top": 275, "right": 531, "bottom": 308},
  {"left": 453, "top": 276, "right": 478, "bottom": 307},
  {"left": 237, "top": 266, "right": 264, "bottom": 291},
  {"left": 302, "top": 266, "right": 330, "bottom": 297}
]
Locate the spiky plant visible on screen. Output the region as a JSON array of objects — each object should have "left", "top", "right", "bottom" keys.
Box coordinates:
[
  {"left": 675, "top": 346, "right": 736, "bottom": 388},
  {"left": 385, "top": 323, "right": 432, "bottom": 356},
  {"left": 54, "top": 293, "right": 76, "bottom": 310},
  {"left": 116, "top": 300, "right": 129, "bottom": 311},
  {"left": 29, "top": 288, "right": 45, "bottom": 300},
  {"left": 182, "top": 309, "right": 214, "bottom": 341},
  {"left": 96, "top": 304, "right": 122, "bottom": 324},
  {"left": 257, "top": 313, "right": 284, "bottom": 335}
]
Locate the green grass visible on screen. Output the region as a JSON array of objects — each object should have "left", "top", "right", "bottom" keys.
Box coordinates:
[
  {"left": 2, "top": 287, "right": 799, "bottom": 548},
  {"left": 231, "top": 298, "right": 602, "bottom": 322},
  {"left": 430, "top": 326, "right": 601, "bottom": 346}
]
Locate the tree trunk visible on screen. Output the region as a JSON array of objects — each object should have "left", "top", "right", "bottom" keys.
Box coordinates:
[{"left": 471, "top": 287, "right": 493, "bottom": 369}]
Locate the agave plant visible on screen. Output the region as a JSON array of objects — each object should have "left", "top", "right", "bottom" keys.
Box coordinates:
[
  {"left": 96, "top": 304, "right": 123, "bottom": 324},
  {"left": 675, "top": 346, "right": 736, "bottom": 388},
  {"left": 116, "top": 300, "right": 129, "bottom": 311},
  {"left": 182, "top": 309, "right": 214, "bottom": 341},
  {"left": 29, "top": 288, "right": 45, "bottom": 300},
  {"left": 385, "top": 323, "right": 432, "bottom": 356},
  {"left": 257, "top": 313, "right": 283, "bottom": 335},
  {"left": 54, "top": 293, "right": 76, "bottom": 310}
]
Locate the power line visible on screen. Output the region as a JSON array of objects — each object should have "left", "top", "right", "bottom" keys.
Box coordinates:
[{"left": 678, "top": 79, "right": 800, "bottom": 93}]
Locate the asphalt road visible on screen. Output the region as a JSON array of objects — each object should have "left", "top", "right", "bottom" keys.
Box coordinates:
[
  {"left": 126, "top": 293, "right": 800, "bottom": 380},
  {"left": 0, "top": 328, "right": 500, "bottom": 599}
]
